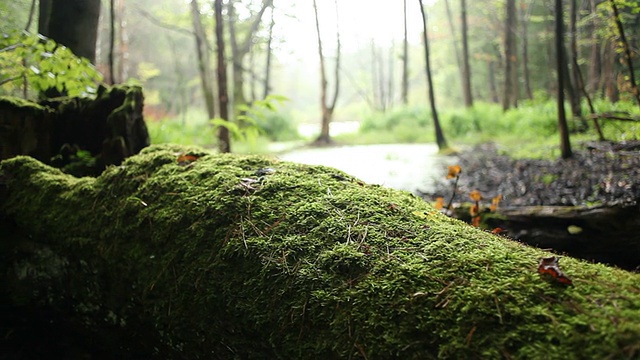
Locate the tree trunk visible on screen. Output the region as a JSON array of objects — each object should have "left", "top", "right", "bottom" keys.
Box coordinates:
[
  {"left": 443, "top": 0, "right": 464, "bottom": 106},
  {"left": 116, "top": 0, "right": 128, "bottom": 81},
  {"left": 215, "top": 0, "right": 231, "bottom": 153},
  {"left": 312, "top": 0, "right": 340, "bottom": 145},
  {"left": 37, "top": 0, "right": 101, "bottom": 63},
  {"left": 556, "top": 0, "right": 573, "bottom": 159},
  {"left": 520, "top": 0, "right": 533, "bottom": 100},
  {"left": 568, "top": 0, "right": 583, "bottom": 120},
  {"left": 488, "top": 46, "right": 500, "bottom": 103},
  {"left": 0, "top": 85, "right": 149, "bottom": 176},
  {"left": 609, "top": 0, "right": 640, "bottom": 108},
  {"left": 108, "top": 0, "right": 116, "bottom": 85},
  {"left": 588, "top": 0, "right": 601, "bottom": 95},
  {"left": 460, "top": 0, "right": 473, "bottom": 107},
  {"left": 401, "top": 0, "right": 409, "bottom": 105},
  {"left": 602, "top": 40, "right": 619, "bottom": 102},
  {"left": 190, "top": 0, "right": 216, "bottom": 120},
  {"left": 37, "top": 0, "right": 52, "bottom": 37},
  {"left": 419, "top": 0, "right": 448, "bottom": 150},
  {"left": 263, "top": 3, "right": 275, "bottom": 99},
  {"left": 502, "top": 0, "right": 517, "bottom": 111},
  {"left": 227, "top": 1, "right": 272, "bottom": 109}
]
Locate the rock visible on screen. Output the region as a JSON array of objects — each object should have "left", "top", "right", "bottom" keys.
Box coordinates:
[{"left": 1, "top": 144, "right": 640, "bottom": 358}]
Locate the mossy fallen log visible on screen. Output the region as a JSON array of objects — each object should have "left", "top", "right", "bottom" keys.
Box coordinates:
[
  {"left": 447, "top": 204, "right": 640, "bottom": 270},
  {"left": 1, "top": 144, "right": 640, "bottom": 359}
]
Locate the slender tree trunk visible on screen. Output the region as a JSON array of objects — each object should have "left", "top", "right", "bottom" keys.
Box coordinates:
[
  {"left": 401, "top": 0, "right": 409, "bottom": 105},
  {"left": 312, "top": 0, "right": 340, "bottom": 145},
  {"left": 227, "top": 1, "right": 272, "bottom": 109},
  {"left": 609, "top": 0, "right": 640, "bottom": 107},
  {"left": 520, "top": 0, "right": 533, "bottom": 100},
  {"left": 23, "top": 0, "right": 37, "bottom": 97},
  {"left": 566, "top": 0, "right": 584, "bottom": 121},
  {"left": 444, "top": 0, "right": 464, "bottom": 105},
  {"left": 460, "top": 0, "right": 473, "bottom": 107},
  {"left": 263, "top": 3, "right": 275, "bottom": 99},
  {"left": 215, "top": 0, "right": 231, "bottom": 153},
  {"left": 116, "top": 0, "right": 127, "bottom": 81},
  {"left": 190, "top": 0, "right": 216, "bottom": 120},
  {"left": 418, "top": 0, "right": 448, "bottom": 150},
  {"left": 503, "top": 0, "right": 517, "bottom": 111},
  {"left": 488, "top": 59, "right": 499, "bottom": 103},
  {"left": 387, "top": 42, "right": 395, "bottom": 110},
  {"left": 556, "top": 0, "right": 572, "bottom": 159},
  {"left": 108, "top": 0, "right": 116, "bottom": 85},
  {"left": 602, "top": 41, "right": 619, "bottom": 102},
  {"left": 25, "top": 0, "right": 36, "bottom": 32},
  {"left": 588, "top": 0, "right": 601, "bottom": 95}
]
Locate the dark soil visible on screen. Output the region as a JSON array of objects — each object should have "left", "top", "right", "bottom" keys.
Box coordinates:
[{"left": 423, "top": 140, "right": 640, "bottom": 207}]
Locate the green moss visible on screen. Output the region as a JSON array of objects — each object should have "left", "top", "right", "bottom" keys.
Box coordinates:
[
  {"left": 1, "top": 144, "right": 640, "bottom": 358},
  {"left": 0, "top": 96, "right": 47, "bottom": 111}
]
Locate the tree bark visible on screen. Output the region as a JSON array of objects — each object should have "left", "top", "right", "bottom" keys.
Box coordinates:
[
  {"left": 460, "top": 0, "right": 473, "bottom": 107},
  {"left": 0, "top": 85, "right": 150, "bottom": 175},
  {"left": 228, "top": 1, "right": 272, "bottom": 108},
  {"left": 108, "top": 0, "right": 116, "bottom": 85},
  {"left": 401, "top": 0, "right": 409, "bottom": 105},
  {"left": 588, "top": 0, "right": 602, "bottom": 95},
  {"left": 608, "top": 0, "right": 640, "bottom": 108},
  {"left": 263, "top": 3, "right": 276, "bottom": 99},
  {"left": 215, "top": 0, "right": 231, "bottom": 153},
  {"left": 502, "top": 0, "right": 517, "bottom": 111},
  {"left": 39, "top": 0, "right": 101, "bottom": 63},
  {"left": 520, "top": 0, "right": 533, "bottom": 100},
  {"left": 312, "top": 0, "right": 340, "bottom": 145},
  {"left": 556, "top": 0, "right": 573, "bottom": 159},
  {"left": 190, "top": 0, "right": 216, "bottom": 120},
  {"left": 443, "top": 0, "right": 464, "bottom": 105},
  {"left": 419, "top": 0, "right": 448, "bottom": 150}
]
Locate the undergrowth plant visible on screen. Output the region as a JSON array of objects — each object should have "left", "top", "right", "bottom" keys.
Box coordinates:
[{"left": 0, "top": 30, "right": 103, "bottom": 98}]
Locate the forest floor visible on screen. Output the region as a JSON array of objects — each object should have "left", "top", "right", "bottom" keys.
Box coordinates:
[{"left": 424, "top": 140, "right": 640, "bottom": 208}]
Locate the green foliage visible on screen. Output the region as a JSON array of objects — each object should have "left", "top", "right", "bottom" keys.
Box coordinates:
[
  {"left": 0, "top": 30, "right": 103, "bottom": 98},
  {"left": 212, "top": 94, "right": 291, "bottom": 146},
  {"left": 351, "top": 99, "right": 639, "bottom": 159},
  {"left": 146, "top": 108, "right": 217, "bottom": 145}
]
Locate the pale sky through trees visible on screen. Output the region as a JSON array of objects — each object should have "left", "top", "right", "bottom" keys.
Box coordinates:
[{"left": 273, "top": 0, "right": 437, "bottom": 63}]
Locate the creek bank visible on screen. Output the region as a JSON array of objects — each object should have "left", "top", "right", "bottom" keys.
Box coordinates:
[{"left": 1, "top": 144, "right": 640, "bottom": 358}]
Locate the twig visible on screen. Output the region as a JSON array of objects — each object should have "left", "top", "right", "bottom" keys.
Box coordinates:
[{"left": 445, "top": 174, "right": 460, "bottom": 210}]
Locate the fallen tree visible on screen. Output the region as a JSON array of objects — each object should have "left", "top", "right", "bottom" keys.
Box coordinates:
[
  {"left": 1, "top": 144, "right": 639, "bottom": 358},
  {"left": 447, "top": 203, "right": 640, "bottom": 270}
]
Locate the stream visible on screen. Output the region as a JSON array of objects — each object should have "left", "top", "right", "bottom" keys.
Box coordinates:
[{"left": 278, "top": 143, "right": 455, "bottom": 194}]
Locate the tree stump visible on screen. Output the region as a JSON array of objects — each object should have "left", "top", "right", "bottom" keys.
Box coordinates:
[{"left": 0, "top": 85, "right": 149, "bottom": 176}]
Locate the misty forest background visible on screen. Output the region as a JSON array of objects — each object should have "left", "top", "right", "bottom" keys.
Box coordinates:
[{"left": 1, "top": 0, "right": 639, "bottom": 158}]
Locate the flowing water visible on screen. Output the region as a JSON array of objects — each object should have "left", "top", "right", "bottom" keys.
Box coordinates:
[{"left": 279, "top": 143, "right": 455, "bottom": 194}]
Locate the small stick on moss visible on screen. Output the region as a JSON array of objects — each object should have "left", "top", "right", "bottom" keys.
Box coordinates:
[{"left": 465, "top": 325, "right": 477, "bottom": 345}]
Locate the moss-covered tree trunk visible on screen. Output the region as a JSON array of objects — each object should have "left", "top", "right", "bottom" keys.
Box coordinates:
[
  {"left": 0, "top": 85, "right": 149, "bottom": 176},
  {"left": 1, "top": 145, "right": 639, "bottom": 358}
]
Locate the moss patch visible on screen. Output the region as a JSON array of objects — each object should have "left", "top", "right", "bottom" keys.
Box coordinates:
[{"left": 1, "top": 144, "right": 640, "bottom": 358}]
